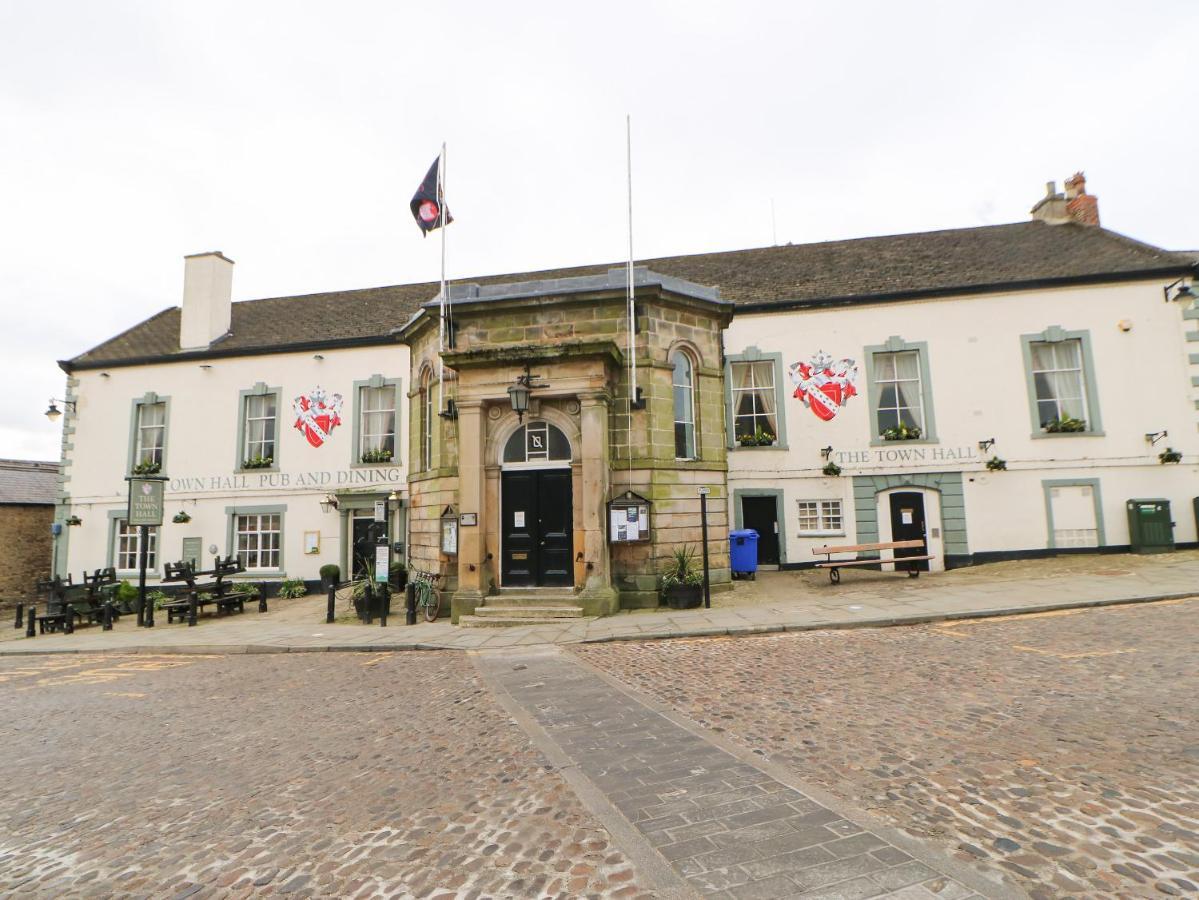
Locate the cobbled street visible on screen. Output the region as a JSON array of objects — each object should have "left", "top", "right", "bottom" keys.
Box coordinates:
[
  {"left": 577, "top": 599, "right": 1199, "bottom": 899},
  {"left": 0, "top": 652, "right": 651, "bottom": 898}
]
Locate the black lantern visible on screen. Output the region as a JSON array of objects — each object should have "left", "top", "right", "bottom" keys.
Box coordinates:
[
  {"left": 44, "top": 398, "right": 76, "bottom": 421},
  {"left": 507, "top": 364, "right": 546, "bottom": 423}
]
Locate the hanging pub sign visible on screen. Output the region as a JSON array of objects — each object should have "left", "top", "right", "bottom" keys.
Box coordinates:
[
  {"left": 608, "top": 491, "right": 651, "bottom": 543},
  {"left": 127, "top": 476, "right": 165, "bottom": 527},
  {"left": 440, "top": 505, "right": 459, "bottom": 555}
]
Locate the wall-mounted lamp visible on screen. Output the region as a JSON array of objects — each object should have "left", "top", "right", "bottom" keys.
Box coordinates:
[
  {"left": 508, "top": 363, "right": 548, "bottom": 423},
  {"left": 313, "top": 354, "right": 325, "bottom": 361},
  {"left": 820, "top": 446, "right": 834, "bottom": 460},
  {"left": 439, "top": 397, "right": 458, "bottom": 420},
  {"left": 44, "top": 398, "right": 76, "bottom": 421},
  {"left": 1145, "top": 430, "right": 1168, "bottom": 446},
  {"left": 199, "top": 364, "right": 213, "bottom": 370},
  {"left": 978, "top": 438, "right": 996, "bottom": 453},
  {"left": 319, "top": 494, "right": 339, "bottom": 513},
  {"left": 1164, "top": 278, "right": 1195, "bottom": 303}
]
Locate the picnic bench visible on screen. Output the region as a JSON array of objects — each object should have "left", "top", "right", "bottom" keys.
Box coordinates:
[
  {"left": 812, "top": 540, "right": 935, "bottom": 584},
  {"left": 161, "top": 557, "right": 262, "bottom": 625},
  {"left": 33, "top": 568, "right": 119, "bottom": 633}
]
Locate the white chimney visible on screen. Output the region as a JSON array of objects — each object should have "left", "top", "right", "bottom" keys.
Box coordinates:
[{"left": 180, "top": 251, "right": 234, "bottom": 350}]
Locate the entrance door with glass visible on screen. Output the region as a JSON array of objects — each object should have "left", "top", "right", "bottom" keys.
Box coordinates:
[{"left": 888, "top": 492, "right": 929, "bottom": 571}]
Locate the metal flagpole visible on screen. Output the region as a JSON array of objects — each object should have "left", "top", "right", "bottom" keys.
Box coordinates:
[
  {"left": 626, "top": 116, "right": 636, "bottom": 413},
  {"left": 438, "top": 141, "right": 447, "bottom": 415}
]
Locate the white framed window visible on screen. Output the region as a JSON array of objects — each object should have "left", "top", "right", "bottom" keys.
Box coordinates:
[
  {"left": 731, "top": 360, "right": 777, "bottom": 444},
  {"left": 135, "top": 402, "right": 166, "bottom": 466},
  {"left": 360, "top": 384, "right": 397, "bottom": 460},
  {"left": 236, "top": 514, "right": 281, "bottom": 569},
  {"left": 115, "top": 520, "right": 158, "bottom": 570},
  {"left": 420, "top": 371, "right": 433, "bottom": 471},
  {"left": 1030, "top": 339, "right": 1087, "bottom": 428},
  {"left": 243, "top": 394, "right": 277, "bottom": 463},
  {"left": 797, "top": 500, "right": 843, "bottom": 536},
  {"left": 672, "top": 350, "right": 696, "bottom": 459},
  {"left": 874, "top": 351, "right": 923, "bottom": 435}
]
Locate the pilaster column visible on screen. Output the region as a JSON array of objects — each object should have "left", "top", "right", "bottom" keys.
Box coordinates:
[
  {"left": 578, "top": 390, "right": 618, "bottom": 614},
  {"left": 452, "top": 400, "right": 486, "bottom": 609}
]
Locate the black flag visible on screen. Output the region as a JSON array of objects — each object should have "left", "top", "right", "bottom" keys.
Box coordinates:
[{"left": 410, "top": 156, "right": 452, "bottom": 236}]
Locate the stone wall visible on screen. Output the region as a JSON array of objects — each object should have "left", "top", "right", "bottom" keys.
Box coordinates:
[{"left": 0, "top": 504, "right": 53, "bottom": 610}]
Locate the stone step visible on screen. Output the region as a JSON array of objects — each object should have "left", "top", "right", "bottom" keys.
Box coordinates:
[
  {"left": 474, "top": 605, "right": 585, "bottom": 618},
  {"left": 458, "top": 614, "right": 586, "bottom": 629},
  {"left": 488, "top": 593, "right": 580, "bottom": 608}
]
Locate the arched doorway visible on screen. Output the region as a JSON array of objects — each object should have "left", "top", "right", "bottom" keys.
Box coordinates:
[{"left": 500, "top": 421, "right": 573, "bottom": 587}]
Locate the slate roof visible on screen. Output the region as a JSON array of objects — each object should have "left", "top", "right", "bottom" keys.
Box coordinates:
[
  {"left": 0, "top": 459, "right": 59, "bottom": 506},
  {"left": 64, "top": 220, "right": 1196, "bottom": 370}
]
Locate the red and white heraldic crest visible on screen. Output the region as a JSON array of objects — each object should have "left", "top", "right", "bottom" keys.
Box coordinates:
[
  {"left": 293, "top": 387, "right": 343, "bottom": 448},
  {"left": 789, "top": 351, "right": 859, "bottom": 421}
]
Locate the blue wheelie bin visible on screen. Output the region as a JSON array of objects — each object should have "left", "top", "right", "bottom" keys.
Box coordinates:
[{"left": 729, "top": 529, "right": 760, "bottom": 580}]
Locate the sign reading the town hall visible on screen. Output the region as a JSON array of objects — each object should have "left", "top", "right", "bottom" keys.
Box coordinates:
[
  {"left": 293, "top": 386, "right": 343, "bottom": 448},
  {"left": 789, "top": 351, "right": 858, "bottom": 421},
  {"left": 127, "top": 477, "right": 164, "bottom": 526}
]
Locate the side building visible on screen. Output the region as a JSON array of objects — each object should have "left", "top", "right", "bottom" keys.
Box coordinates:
[{"left": 0, "top": 459, "right": 59, "bottom": 611}]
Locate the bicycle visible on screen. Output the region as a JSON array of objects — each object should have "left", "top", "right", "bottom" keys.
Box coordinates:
[{"left": 411, "top": 569, "right": 442, "bottom": 622}]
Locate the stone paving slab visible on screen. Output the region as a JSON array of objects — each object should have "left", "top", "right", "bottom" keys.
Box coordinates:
[
  {"left": 476, "top": 645, "right": 1016, "bottom": 899},
  {"left": 4, "top": 558, "right": 1197, "bottom": 656}
]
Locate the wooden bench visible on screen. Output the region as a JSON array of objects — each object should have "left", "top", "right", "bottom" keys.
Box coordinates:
[
  {"left": 812, "top": 540, "right": 935, "bottom": 584},
  {"left": 161, "top": 558, "right": 260, "bottom": 625},
  {"left": 34, "top": 575, "right": 77, "bottom": 633}
]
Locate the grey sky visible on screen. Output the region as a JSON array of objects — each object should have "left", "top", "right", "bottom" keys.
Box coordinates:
[{"left": 3, "top": 1, "right": 1196, "bottom": 461}]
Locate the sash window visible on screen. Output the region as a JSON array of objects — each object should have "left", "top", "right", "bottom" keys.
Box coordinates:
[
  {"left": 873, "top": 351, "right": 923, "bottom": 435},
  {"left": 236, "top": 514, "right": 281, "bottom": 569},
  {"left": 135, "top": 402, "right": 166, "bottom": 466},
  {"left": 244, "top": 394, "right": 277, "bottom": 462},
  {"left": 1030, "top": 339, "right": 1087, "bottom": 427},
  {"left": 115, "top": 519, "right": 158, "bottom": 570},
  {"left": 731, "top": 361, "right": 777, "bottom": 443},
  {"left": 360, "top": 385, "right": 396, "bottom": 457},
  {"left": 672, "top": 350, "right": 697, "bottom": 460}
]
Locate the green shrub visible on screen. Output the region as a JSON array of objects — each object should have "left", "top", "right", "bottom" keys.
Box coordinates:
[
  {"left": 1043, "top": 416, "right": 1086, "bottom": 433},
  {"left": 228, "top": 582, "right": 257, "bottom": 595},
  {"left": 116, "top": 580, "right": 139, "bottom": 605},
  {"left": 660, "top": 545, "right": 703, "bottom": 589},
  {"left": 146, "top": 589, "right": 169, "bottom": 610},
  {"left": 822, "top": 461, "right": 842, "bottom": 477},
  {"left": 319, "top": 564, "right": 341, "bottom": 583},
  {"left": 277, "top": 578, "right": 307, "bottom": 599},
  {"left": 241, "top": 455, "right": 274, "bottom": 469}
]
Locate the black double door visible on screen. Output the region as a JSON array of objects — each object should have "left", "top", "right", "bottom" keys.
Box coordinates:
[
  {"left": 741, "top": 496, "right": 780, "bottom": 565},
  {"left": 501, "top": 469, "right": 573, "bottom": 587},
  {"left": 888, "top": 492, "right": 929, "bottom": 571},
  {"left": 351, "top": 517, "right": 375, "bottom": 578}
]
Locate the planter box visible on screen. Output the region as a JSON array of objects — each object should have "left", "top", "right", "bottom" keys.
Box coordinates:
[{"left": 662, "top": 584, "right": 702, "bottom": 609}]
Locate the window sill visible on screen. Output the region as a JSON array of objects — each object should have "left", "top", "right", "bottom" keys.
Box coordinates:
[
  {"left": 1030, "top": 430, "right": 1105, "bottom": 439},
  {"left": 798, "top": 531, "right": 845, "bottom": 538},
  {"left": 351, "top": 460, "right": 399, "bottom": 469},
  {"left": 236, "top": 466, "right": 280, "bottom": 475},
  {"left": 869, "top": 438, "right": 938, "bottom": 447},
  {"left": 732, "top": 443, "right": 789, "bottom": 451}
]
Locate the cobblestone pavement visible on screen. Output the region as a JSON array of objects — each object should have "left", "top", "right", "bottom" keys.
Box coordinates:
[
  {"left": 0, "top": 652, "right": 651, "bottom": 898},
  {"left": 576, "top": 599, "right": 1199, "bottom": 899},
  {"left": 480, "top": 647, "right": 996, "bottom": 900}
]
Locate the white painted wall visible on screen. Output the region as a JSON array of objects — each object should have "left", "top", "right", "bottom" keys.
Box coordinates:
[
  {"left": 724, "top": 278, "right": 1199, "bottom": 565},
  {"left": 61, "top": 343, "right": 410, "bottom": 583}
]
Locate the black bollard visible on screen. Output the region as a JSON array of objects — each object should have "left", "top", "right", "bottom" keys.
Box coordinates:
[
  {"left": 326, "top": 585, "right": 335, "bottom": 624},
  {"left": 379, "top": 584, "right": 389, "bottom": 627},
  {"left": 26, "top": 604, "right": 35, "bottom": 638},
  {"left": 187, "top": 592, "right": 197, "bottom": 627},
  {"left": 406, "top": 583, "right": 416, "bottom": 626},
  {"left": 145, "top": 594, "right": 154, "bottom": 628},
  {"left": 63, "top": 605, "right": 74, "bottom": 635},
  {"left": 258, "top": 582, "right": 268, "bottom": 613},
  {"left": 102, "top": 601, "right": 113, "bottom": 631},
  {"left": 14, "top": 603, "right": 23, "bottom": 630}
]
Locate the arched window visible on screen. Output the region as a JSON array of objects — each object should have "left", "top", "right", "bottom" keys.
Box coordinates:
[
  {"left": 672, "top": 350, "right": 696, "bottom": 459},
  {"left": 420, "top": 370, "right": 432, "bottom": 471},
  {"left": 503, "top": 421, "right": 571, "bottom": 464}
]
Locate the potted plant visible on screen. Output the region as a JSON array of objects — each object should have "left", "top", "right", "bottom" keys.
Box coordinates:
[
  {"left": 319, "top": 564, "right": 341, "bottom": 591},
  {"left": 822, "top": 461, "right": 842, "bottom": 477},
  {"left": 985, "top": 456, "right": 1008, "bottom": 471},
  {"left": 361, "top": 447, "right": 394, "bottom": 464},
  {"left": 278, "top": 578, "right": 308, "bottom": 599},
  {"left": 64, "top": 514, "right": 83, "bottom": 526},
  {"left": 1043, "top": 416, "right": 1086, "bottom": 433},
  {"left": 881, "top": 422, "right": 922, "bottom": 441},
  {"left": 1159, "top": 447, "right": 1183, "bottom": 464},
  {"left": 172, "top": 511, "right": 191, "bottom": 524},
  {"left": 389, "top": 560, "right": 408, "bottom": 590},
  {"left": 737, "top": 427, "right": 776, "bottom": 447},
  {"left": 660, "top": 545, "right": 703, "bottom": 609},
  {"left": 131, "top": 459, "right": 161, "bottom": 475},
  {"left": 242, "top": 455, "right": 274, "bottom": 469}
]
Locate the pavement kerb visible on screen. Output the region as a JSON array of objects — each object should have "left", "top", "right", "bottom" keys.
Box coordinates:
[{"left": 1, "top": 589, "right": 1193, "bottom": 658}]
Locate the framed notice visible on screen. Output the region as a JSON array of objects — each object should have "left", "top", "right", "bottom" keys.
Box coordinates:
[
  {"left": 607, "top": 491, "right": 651, "bottom": 544},
  {"left": 374, "top": 545, "right": 389, "bottom": 583},
  {"left": 127, "top": 477, "right": 165, "bottom": 526}
]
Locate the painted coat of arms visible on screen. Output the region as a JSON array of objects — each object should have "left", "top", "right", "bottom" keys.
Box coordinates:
[
  {"left": 293, "top": 387, "right": 343, "bottom": 448},
  {"left": 789, "top": 351, "right": 858, "bottom": 421}
]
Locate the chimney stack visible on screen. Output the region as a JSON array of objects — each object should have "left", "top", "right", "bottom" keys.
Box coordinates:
[
  {"left": 1031, "top": 173, "right": 1100, "bottom": 226},
  {"left": 179, "top": 251, "right": 234, "bottom": 350}
]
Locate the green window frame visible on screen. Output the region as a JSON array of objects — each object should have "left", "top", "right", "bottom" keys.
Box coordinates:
[
  {"left": 236, "top": 383, "right": 282, "bottom": 472},
  {"left": 352, "top": 374, "right": 402, "bottom": 466},
  {"left": 127, "top": 392, "right": 171, "bottom": 475},
  {"left": 1041, "top": 478, "right": 1105, "bottom": 549},
  {"left": 863, "top": 337, "right": 937, "bottom": 445},
  {"left": 225, "top": 504, "right": 286, "bottom": 573},
  {"left": 724, "top": 346, "right": 789, "bottom": 450},
  {"left": 1020, "top": 327, "right": 1104, "bottom": 437},
  {"left": 106, "top": 509, "right": 160, "bottom": 576}
]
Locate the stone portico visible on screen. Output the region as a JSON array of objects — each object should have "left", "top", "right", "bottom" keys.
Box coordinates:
[{"left": 399, "top": 268, "right": 734, "bottom": 623}]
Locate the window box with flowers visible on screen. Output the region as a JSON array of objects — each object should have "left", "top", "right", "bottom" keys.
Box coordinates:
[
  {"left": 360, "top": 447, "right": 394, "bottom": 464},
  {"left": 242, "top": 455, "right": 274, "bottom": 470},
  {"left": 131, "top": 460, "right": 161, "bottom": 476},
  {"left": 881, "top": 423, "right": 922, "bottom": 441},
  {"left": 1043, "top": 416, "right": 1087, "bottom": 434},
  {"left": 737, "top": 427, "right": 777, "bottom": 448}
]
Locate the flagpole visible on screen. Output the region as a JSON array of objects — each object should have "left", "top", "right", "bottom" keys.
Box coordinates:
[
  {"left": 626, "top": 115, "right": 638, "bottom": 433},
  {"left": 438, "top": 141, "right": 447, "bottom": 415}
]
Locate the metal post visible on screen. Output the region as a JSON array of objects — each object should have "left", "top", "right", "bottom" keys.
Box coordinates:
[
  {"left": 406, "top": 582, "right": 416, "bottom": 625},
  {"left": 700, "top": 489, "right": 711, "bottom": 609},
  {"left": 137, "top": 524, "right": 149, "bottom": 627},
  {"left": 102, "top": 601, "right": 113, "bottom": 631},
  {"left": 326, "top": 585, "right": 336, "bottom": 624},
  {"left": 26, "top": 604, "right": 35, "bottom": 638},
  {"left": 187, "top": 592, "right": 197, "bottom": 627},
  {"left": 258, "top": 582, "right": 268, "bottom": 613},
  {"left": 14, "top": 603, "right": 22, "bottom": 629},
  {"left": 64, "top": 604, "right": 74, "bottom": 635},
  {"left": 379, "top": 584, "right": 389, "bottom": 627}
]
